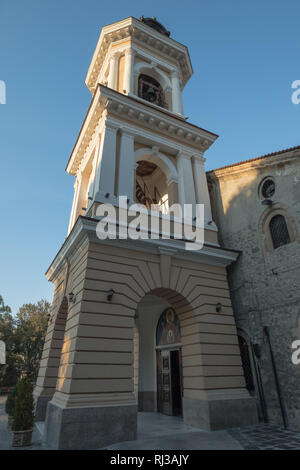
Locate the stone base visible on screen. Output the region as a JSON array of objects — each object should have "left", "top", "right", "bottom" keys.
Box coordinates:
[
  {"left": 44, "top": 401, "right": 137, "bottom": 450},
  {"left": 34, "top": 395, "right": 52, "bottom": 422},
  {"left": 183, "top": 391, "right": 258, "bottom": 430},
  {"left": 138, "top": 391, "right": 157, "bottom": 412}
]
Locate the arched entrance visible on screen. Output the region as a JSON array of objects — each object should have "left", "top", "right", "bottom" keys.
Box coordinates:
[
  {"left": 135, "top": 288, "right": 190, "bottom": 417},
  {"left": 156, "top": 307, "right": 182, "bottom": 416}
]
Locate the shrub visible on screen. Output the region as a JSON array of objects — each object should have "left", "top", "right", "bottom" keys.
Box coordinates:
[
  {"left": 5, "top": 387, "right": 17, "bottom": 416},
  {"left": 12, "top": 377, "right": 34, "bottom": 432}
]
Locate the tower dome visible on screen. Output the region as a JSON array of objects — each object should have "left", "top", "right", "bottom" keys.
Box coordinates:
[{"left": 139, "top": 16, "right": 170, "bottom": 37}]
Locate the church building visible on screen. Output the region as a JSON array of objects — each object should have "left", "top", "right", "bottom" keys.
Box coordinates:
[
  {"left": 208, "top": 145, "right": 300, "bottom": 430},
  {"left": 34, "top": 16, "right": 258, "bottom": 449}
]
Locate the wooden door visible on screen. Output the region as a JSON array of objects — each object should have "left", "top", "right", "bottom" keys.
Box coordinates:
[{"left": 157, "top": 349, "right": 172, "bottom": 415}]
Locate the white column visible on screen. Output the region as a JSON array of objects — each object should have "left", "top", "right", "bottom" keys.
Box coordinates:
[
  {"left": 123, "top": 48, "right": 135, "bottom": 95},
  {"left": 177, "top": 152, "right": 196, "bottom": 207},
  {"left": 67, "top": 177, "right": 80, "bottom": 235},
  {"left": 107, "top": 53, "right": 118, "bottom": 90},
  {"left": 118, "top": 129, "right": 135, "bottom": 201},
  {"left": 192, "top": 155, "right": 213, "bottom": 223},
  {"left": 94, "top": 120, "right": 118, "bottom": 201},
  {"left": 87, "top": 135, "right": 101, "bottom": 206},
  {"left": 68, "top": 169, "right": 90, "bottom": 233},
  {"left": 171, "top": 70, "right": 184, "bottom": 115}
]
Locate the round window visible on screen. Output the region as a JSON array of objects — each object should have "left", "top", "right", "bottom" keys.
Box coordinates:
[{"left": 261, "top": 178, "right": 275, "bottom": 198}]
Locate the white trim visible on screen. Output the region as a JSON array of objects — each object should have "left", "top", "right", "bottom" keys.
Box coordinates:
[
  {"left": 134, "top": 60, "right": 172, "bottom": 90},
  {"left": 46, "top": 216, "right": 238, "bottom": 282},
  {"left": 135, "top": 147, "right": 178, "bottom": 183},
  {"left": 85, "top": 17, "right": 193, "bottom": 93}
]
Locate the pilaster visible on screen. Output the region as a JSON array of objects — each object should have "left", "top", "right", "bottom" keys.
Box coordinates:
[{"left": 94, "top": 119, "right": 118, "bottom": 201}]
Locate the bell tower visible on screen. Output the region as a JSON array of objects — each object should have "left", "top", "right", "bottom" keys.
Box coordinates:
[
  {"left": 67, "top": 16, "right": 216, "bottom": 234},
  {"left": 35, "top": 16, "right": 258, "bottom": 450}
]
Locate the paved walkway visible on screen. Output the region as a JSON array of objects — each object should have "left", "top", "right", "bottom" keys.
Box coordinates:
[
  {"left": 1, "top": 396, "right": 300, "bottom": 450},
  {"left": 104, "top": 412, "right": 242, "bottom": 450},
  {"left": 0, "top": 396, "right": 12, "bottom": 449},
  {"left": 229, "top": 423, "right": 300, "bottom": 450}
]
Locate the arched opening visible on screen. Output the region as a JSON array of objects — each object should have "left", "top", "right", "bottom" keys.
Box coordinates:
[
  {"left": 135, "top": 160, "right": 169, "bottom": 213},
  {"left": 269, "top": 214, "right": 291, "bottom": 249},
  {"left": 156, "top": 307, "right": 182, "bottom": 416},
  {"left": 259, "top": 205, "right": 299, "bottom": 254},
  {"left": 138, "top": 74, "right": 166, "bottom": 108},
  {"left": 135, "top": 288, "right": 190, "bottom": 418}
]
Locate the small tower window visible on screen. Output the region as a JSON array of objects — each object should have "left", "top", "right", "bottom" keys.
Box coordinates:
[
  {"left": 138, "top": 74, "right": 165, "bottom": 108},
  {"left": 269, "top": 214, "right": 291, "bottom": 249}
]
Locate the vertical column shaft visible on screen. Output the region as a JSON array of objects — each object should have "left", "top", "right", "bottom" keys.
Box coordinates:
[
  {"left": 107, "top": 53, "right": 118, "bottom": 90},
  {"left": 192, "top": 155, "right": 213, "bottom": 223},
  {"left": 177, "top": 152, "right": 196, "bottom": 207},
  {"left": 118, "top": 129, "right": 135, "bottom": 200},
  {"left": 87, "top": 135, "right": 101, "bottom": 206},
  {"left": 123, "top": 49, "right": 135, "bottom": 95},
  {"left": 68, "top": 178, "right": 80, "bottom": 234},
  {"left": 94, "top": 121, "right": 118, "bottom": 200},
  {"left": 171, "top": 70, "right": 184, "bottom": 115}
]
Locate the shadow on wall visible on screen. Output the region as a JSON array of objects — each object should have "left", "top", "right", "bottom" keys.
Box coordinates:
[{"left": 207, "top": 163, "right": 300, "bottom": 429}]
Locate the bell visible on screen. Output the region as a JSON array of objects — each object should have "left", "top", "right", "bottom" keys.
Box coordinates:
[{"left": 145, "top": 86, "right": 156, "bottom": 103}]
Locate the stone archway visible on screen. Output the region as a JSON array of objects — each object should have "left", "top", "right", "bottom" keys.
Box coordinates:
[
  {"left": 135, "top": 148, "right": 179, "bottom": 208},
  {"left": 39, "top": 241, "right": 258, "bottom": 449},
  {"left": 135, "top": 148, "right": 178, "bottom": 184},
  {"left": 135, "top": 288, "right": 193, "bottom": 417},
  {"left": 34, "top": 296, "right": 69, "bottom": 421}
]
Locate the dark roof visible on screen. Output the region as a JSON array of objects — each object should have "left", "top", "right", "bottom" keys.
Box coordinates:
[
  {"left": 208, "top": 145, "right": 300, "bottom": 173},
  {"left": 139, "top": 16, "right": 170, "bottom": 37}
]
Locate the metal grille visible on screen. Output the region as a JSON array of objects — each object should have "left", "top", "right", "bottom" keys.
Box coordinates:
[
  {"left": 138, "top": 74, "right": 166, "bottom": 108},
  {"left": 269, "top": 214, "right": 291, "bottom": 249},
  {"left": 261, "top": 179, "right": 275, "bottom": 198},
  {"left": 238, "top": 336, "right": 255, "bottom": 393}
]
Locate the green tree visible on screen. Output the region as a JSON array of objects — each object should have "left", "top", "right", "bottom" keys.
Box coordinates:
[
  {"left": 14, "top": 299, "right": 50, "bottom": 381},
  {"left": 0, "top": 295, "right": 11, "bottom": 315},
  {"left": 0, "top": 296, "right": 18, "bottom": 386},
  {"left": 12, "top": 377, "right": 34, "bottom": 432}
]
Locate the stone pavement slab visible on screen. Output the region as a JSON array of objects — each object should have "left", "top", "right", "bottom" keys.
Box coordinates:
[
  {"left": 2, "top": 397, "right": 300, "bottom": 450},
  {"left": 104, "top": 412, "right": 242, "bottom": 450},
  {"left": 228, "top": 423, "right": 300, "bottom": 450}
]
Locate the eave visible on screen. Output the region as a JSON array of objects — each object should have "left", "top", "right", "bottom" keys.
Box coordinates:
[
  {"left": 207, "top": 145, "right": 300, "bottom": 179},
  {"left": 66, "top": 84, "right": 218, "bottom": 175},
  {"left": 46, "top": 216, "right": 240, "bottom": 283}
]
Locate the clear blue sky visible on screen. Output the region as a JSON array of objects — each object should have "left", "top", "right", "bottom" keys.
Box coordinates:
[{"left": 0, "top": 0, "right": 299, "bottom": 314}]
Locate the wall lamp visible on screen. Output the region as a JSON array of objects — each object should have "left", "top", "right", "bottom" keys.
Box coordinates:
[
  {"left": 216, "top": 302, "right": 222, "bottom": 313},
  {"left": 68, "top": 292, "right": 76, "bottom": 304},
  {"left": 107, "top": 289, "right": 115, "bottom": 301}
]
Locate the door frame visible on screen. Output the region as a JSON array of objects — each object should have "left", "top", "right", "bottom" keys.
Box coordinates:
[{"left": 156, "top": 344, "right": 183, "bottom": 416}]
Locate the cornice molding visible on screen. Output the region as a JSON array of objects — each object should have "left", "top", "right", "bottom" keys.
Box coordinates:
[
  {"left": 46, "top": 215, "right": 239, "bottom": 283},
  {"left": 207, "top": 150, "right": 300, "bottom": 180},
  {"left": 66, "top": 85, "right": 218, "bottom": 175}
]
